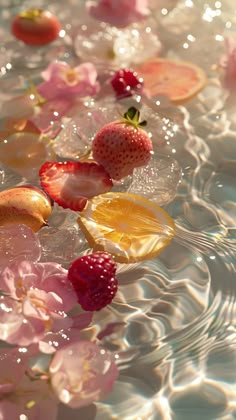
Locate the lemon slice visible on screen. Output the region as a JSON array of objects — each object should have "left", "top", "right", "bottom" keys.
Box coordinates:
[
  {"left": 78, "top": 192, "right": 176, "bottom": 263},
  {"left": 136, "top": 58, "right": 207, "bottom": 104}
]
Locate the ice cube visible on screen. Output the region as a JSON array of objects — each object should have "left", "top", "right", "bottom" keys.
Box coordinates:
[
  {"left": 0, "top": 224, "right": 41, "bottom": 268},
  {"left": 128, "top": 154, "right": 182, "bottom": 206}
]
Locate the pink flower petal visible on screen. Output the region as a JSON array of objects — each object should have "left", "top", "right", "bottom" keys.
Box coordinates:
[
  {"left": 38, "top": 312, "right": 93, "bottom": 354},
  {"left": 0, "top": 374, "right": 58, "bottom": 420},
  {"left": 49, "top": 340, "right": 118, "bottom": 408},
  {"left": 71, "top": 311, "right": 93, "bottom": 330},
  {"left": 0, "top": 297, "right": 45, "bottom": 346},
  {"left": 0, "top": 347, "right": 28, "bottom": 392},
  {"left": 41, "top": 61, "right": 69, "bottom": 82},
  {"left": 0, "top": 260, "right": 77, "bottom": 346},
  {"left": 86, "top": 0, "right": 150, "bottom": 28},
  {"left": 37, "top": 61, "right": 100, "bottom": 101},
  {"left": 219, "top": 37, "right": 236, "bottom": 91},
  {"left": 31, "top": 98, "right": 73, "bottom": 135}
]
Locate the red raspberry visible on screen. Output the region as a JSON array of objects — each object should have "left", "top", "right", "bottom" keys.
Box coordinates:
[
  {"left": 67, "top": 252, "right": 118, "bottom": 311},
  {"left": 111, "top": 69, "right": 144, "bottom": 99}
]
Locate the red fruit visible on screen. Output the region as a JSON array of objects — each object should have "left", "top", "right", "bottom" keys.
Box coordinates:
[
  {"left": 11, "top": 9, "right": 61, "bottom": 46},
  {"left": 68, "top": 252, "right": 118, "bottom": 311},
  {"left": 92, "top": 107, "right": 153, "bottom": 180},
  {"left": 111, "top": 69, "right": 144, "bottom": 99},
  {"left": 39, "top": 161, "right": 113, "bottom": 211}
]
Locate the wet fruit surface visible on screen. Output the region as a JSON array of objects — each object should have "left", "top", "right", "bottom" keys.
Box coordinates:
[
  {"left": 136, "top": 57, "right": 207, "bottom": 103},
  {"left": 11, "top": 9, "right": 61, "bottom": 46},
  {"left": 78, "top": 192, "right": 176, "bottom": 263}
]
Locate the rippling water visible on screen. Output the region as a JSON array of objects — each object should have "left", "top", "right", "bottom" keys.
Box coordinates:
[
  {"left": 1, "top": 1, "right": 236, "bottom": 419},
  {"left": 91, "top": 3, "right": 236, "bottom": 417}
]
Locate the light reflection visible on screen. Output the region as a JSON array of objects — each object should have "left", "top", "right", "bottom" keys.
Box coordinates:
[
  {"left": 161, "top": 8, "right": 168, "bottom": 16},
  {"left": 215, "top": 1, "right": 222, "bottom": 8},
  {"left": 18, "top": 348, "right": 28, "bottom": 353},
  {"left": 185, "top": 0, "right": 193, "bottom": 7},
  {"left": 215, "top": 34, "right": 224, "bottom": 42},
  {"left": 202, "top": 7, "right": 221, "bottom": 22},
  {"left": 187, "top": 34, "right": 196, "bottom": 42},
  {"left": 59, "top": 29, "right": 66, "bottom": 38},
  {"left": 225, "top": 21, "right": 232, "bottom": 28}
]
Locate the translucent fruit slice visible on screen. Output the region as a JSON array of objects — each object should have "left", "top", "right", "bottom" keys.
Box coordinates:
[
  {"left": 0, "top": 132, "right": 54, "bottom": 177},
  {"left": 136, "top": 58, "right": 207, "bottom": 104},
  {"left": 78, "top": 192, "right": 176, "bottom": 263}
]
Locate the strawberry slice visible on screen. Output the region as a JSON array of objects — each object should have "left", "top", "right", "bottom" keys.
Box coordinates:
[{"left": 39, "top": 161, "right": 113, "bottom": 211}]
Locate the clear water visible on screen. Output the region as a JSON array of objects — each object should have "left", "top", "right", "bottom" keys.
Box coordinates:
[{"left": 0, "top": 1, "right": 236, "bottom": 419}]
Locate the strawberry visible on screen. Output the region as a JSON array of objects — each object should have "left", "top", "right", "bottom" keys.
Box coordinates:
[
  {"left": 39, "top": 161, "right": 113, "bottom": 211},
  {"left": 91, "top": 107, "right": 153, "bottom": 180},
  {"left": 68, "top": 251, "right": 118, "bottom": 311}
]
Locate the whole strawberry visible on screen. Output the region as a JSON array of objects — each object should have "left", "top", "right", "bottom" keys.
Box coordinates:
[
  {"left": 92, "top": 107, "right": 153, "bottom": 180},
  {"left": 67, "top": 252, "right": 118, "bottom": 311}
]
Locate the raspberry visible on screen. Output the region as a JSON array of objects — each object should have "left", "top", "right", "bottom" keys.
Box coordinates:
[
  {"left": 111, "top": 69, "right": 144, "bottom": 99},
  {"left": 67, "top": 252, "right": 118, "bottom": 311}
]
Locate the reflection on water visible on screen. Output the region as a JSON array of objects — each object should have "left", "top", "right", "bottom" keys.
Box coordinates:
[
  {"left": 1, "top": 0, "right": 236, "bottom": 419},
  {"left": 88, "top": 2, "right": 236, "bottom": 417}
]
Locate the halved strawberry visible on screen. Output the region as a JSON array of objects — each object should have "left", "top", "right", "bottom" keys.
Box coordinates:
[{"left": 39, "top": 161, "right": 113, "bottom": 211}]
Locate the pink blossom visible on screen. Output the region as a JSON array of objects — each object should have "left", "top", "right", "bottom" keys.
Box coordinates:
[
  {"left": 0, "top": 373, "right": 58, "bottom": 420},
  {"left": 219, "top": 37, "right": 236, "bottom": 91},
  {"left": 0, "top": 260, "right": 77, "bottom": 346},
  {"left": 0, "top": 347, "right": 28, "bottom": 394},
  {"left": 38, "top": 311, "right": 94, "bottom": 354},
  {"left": 86, "top": 0, "right": 150, "bottom": 28},
  {"left": 49, "top": 340, "right": 118, "bottom": 408},
  {"left": 37, "top": 61, "right": 100, "bottom": 101},
  {"left": 30, "top": 97, "right": 73, "bottom": 136},
  {"left": 0, "top": 347, "right": 58, "bottom": 419}
]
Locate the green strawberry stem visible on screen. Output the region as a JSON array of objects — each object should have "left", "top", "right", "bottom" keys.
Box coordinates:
[
  {"left": 19, "top": 9, "right": 44, "bottom": 20},
  {"left": 122, "top": 107, "right": 147, "bottom": 127}
]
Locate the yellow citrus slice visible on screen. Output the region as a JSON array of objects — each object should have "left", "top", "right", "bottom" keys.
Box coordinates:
[
  {"left": 78, "top": 192, "right": 176, "bottom": 263},
  {"left": 136, "top": 58, "right": 207, "bottom": 104}
]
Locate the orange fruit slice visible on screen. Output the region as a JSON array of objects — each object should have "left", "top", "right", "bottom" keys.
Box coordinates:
[
  {"left": 136, "top": 58, "right": 207, "bottom": 104},
  {"left": 78, "top": 192, "right": 176, "bottom": 263},
  {"left": 0, "top": 132, "right": 54, "bottom": 176}
]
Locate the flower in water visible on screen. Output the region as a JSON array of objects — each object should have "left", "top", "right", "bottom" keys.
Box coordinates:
[
  {"left": 49, "top": 340, "right": 119, "bottom": 408},
  {"left": 0, "top": 260, "right": 77, "bottom": 346},
  {"left": 37, "top": 61, "right": 100, "bottom": 101},
  {"left": 219, "top": 37, "right": 236, "bottom": 91},
  {"left": 0, "top": 372, "right": 58, "bottom": 420},
  {"left": 0, "top": 347, "right": 28, "bottom": 394},
  {"left": 86, "top": 0, "right": 150, "bottom": 28},
  {"left": 0, "top": 346, "right": 58, "bottom": 419},
  {"left": 38, "top": 311, "right": 94, "bottom": 354}
]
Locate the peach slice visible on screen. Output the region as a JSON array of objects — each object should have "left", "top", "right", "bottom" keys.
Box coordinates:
[{"left": 0, "top": 186, "right": 52, "bottom": 232}]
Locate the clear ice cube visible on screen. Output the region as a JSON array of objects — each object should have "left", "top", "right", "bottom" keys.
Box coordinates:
[{"left": 128, "top": 154, "right": 182, "bottom": 206}]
